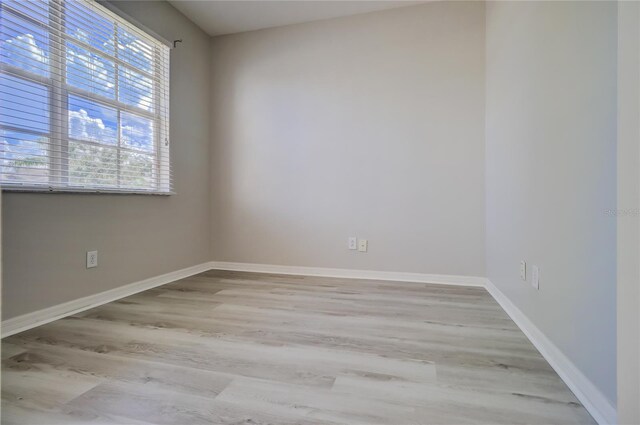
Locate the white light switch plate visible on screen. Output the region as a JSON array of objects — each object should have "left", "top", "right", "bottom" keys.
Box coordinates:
[
  {"left": 531, "top": 265, "right": 539, "bottom": 290},
  {"left": 358, "top": 239, "right": 368, "bottom": 252},
  {"left": 87, "top": 251, "right": 98, "bottom": 268},
  {"left": 348, "top": 237, "right": 357, "bottom": 250},
  {"left": 520, "top": 260, "right": 527, "bottom": 281}
]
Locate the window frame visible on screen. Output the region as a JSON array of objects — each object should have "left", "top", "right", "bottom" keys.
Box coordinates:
[{"left": 0, "top": 0, "right": 172, "bottom": 195}]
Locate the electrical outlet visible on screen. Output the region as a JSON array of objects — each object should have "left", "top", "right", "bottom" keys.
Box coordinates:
[
  {"left": 358, "top": 239, "right": 368, "bottom": 252},
  {"left": 531, "top": 266, "right": 539, "bottom": 290},
  {"left": 348, "top": 237, "right": 357, "bottom": 250},
  {"left": 520, "top": 260, "right": 526, "bottom": 281},
  {"left": 86, "top": 251, "right": 98, "bottom": 268}
]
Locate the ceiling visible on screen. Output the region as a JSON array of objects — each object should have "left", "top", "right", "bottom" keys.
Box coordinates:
[{"left": 167, "top": 1, "right": 427, "bottom": 37}]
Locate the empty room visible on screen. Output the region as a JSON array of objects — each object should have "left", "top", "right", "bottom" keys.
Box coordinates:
[{"left": 0, "top": 0, "right": 638, "bottom": 424}]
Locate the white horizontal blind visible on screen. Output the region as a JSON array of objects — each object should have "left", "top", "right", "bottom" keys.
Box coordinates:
[{"left": 0, "top": 0, "right": 171, "bottom": 194}]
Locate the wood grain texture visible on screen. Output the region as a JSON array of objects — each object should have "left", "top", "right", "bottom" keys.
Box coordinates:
[{"left": 2, "top": 270, "right": 595, "bottom": 424}]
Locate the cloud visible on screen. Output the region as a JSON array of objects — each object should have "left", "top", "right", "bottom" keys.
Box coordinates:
[
  {"left": 0, "top": 132, "right": 48, "bottom": 183},
  {"left": 66, "top": 45, "right": 116, "bottom": 94},
  {"left": 121, "top": 113, "right": 153, "bottom": 151},
  {"left": 6, "top": 33, "right": 46, "bottom": 60},
  {"left": 119, "top": 67, "right": 153, "bottom": 111},
  {"left": 1, "top": 33, "right": 48, "bottom": 74},
  {"left": 117, "top": 28, "right": 153, "bottom": 71},
  {"left": 136, "top": 94, "right": 153, "bottom": 110},
  {"left": 2, "top": 29, "right": 115, "bottom": 96},
  {"left": 70, "top": 27, "right": 91, "bottom": 45},
  {"left": 69, "top": 109, "right": 117, "bottom": 144}
]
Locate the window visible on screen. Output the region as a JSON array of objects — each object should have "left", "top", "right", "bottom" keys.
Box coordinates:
[{"left": 0, "top": 0, "right": 171, "bottom": 194}]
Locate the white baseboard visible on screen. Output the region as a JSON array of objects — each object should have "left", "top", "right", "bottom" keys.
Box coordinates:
[
  {"left": 208, "top": 261, "right": 487, "bottom": 287},
  {"left": 485, "top": 279, "right": 616, "bottom": 425},
  {"left": 1, "top": 262, "right": 212, "bottom": 338}
]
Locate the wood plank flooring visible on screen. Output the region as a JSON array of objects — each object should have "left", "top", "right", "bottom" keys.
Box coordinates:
[{"left": 1, "top": 270, "right": 595, "bottom": 424}]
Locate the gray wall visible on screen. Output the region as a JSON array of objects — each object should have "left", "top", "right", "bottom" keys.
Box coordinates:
[
  {"left": 617, "top": 1, "right": 640, "bottom": 422},
  {"left": 210, "top": 1, "right": 486, "bottom": 276},
  {"left": 485, "top": 0, "right": 617, "bottom": 405},
  {"left": 1, "top": 0, "right": 212, "bottom": 319}
]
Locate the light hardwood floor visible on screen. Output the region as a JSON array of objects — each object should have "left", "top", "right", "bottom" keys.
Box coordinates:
[{"left": 2, "top": 270, "right": 595, "bottom": 424}]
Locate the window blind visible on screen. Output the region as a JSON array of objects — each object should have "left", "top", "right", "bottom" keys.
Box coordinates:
[{"left": 0, "top": 0, "right": 172, "bottom": 194}]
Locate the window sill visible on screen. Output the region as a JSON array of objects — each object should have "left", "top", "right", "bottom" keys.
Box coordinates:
[{"left": 1, "top": 186, "right": 175, "bottom": 196}]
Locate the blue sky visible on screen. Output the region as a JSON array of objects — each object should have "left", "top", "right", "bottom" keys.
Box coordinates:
[{"left": 1, "top": 0, "right": 156, "bottom": 172}]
